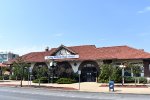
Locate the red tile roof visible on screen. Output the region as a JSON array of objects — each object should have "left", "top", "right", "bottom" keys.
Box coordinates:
[
  {"left": 0, "top": 63, "right": 8, "bottom": 67},
  {"left": 7, "top": 45, "right": 150, "bottom": 64},
  {"left": 97, "top": 45, "right": 150, "bottom": 59}
]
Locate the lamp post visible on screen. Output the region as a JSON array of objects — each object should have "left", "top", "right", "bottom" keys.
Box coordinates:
[
  {"left": 119, "top": 64, "right": 126, "bottom": 85},
  {"left": 28, "top": 67, "right": 29, "bottom": 86},
  {"left": 48, "top": 65, "right": 51, "bottom": 83},
  {"left": 49, "top": 59, "right": 57, "bottom": 83},
  {"left": 29, "top": 67, "right": 32, "bottom": 86},
  {"left": 78, "top": 70, "right": 81, "bottom": 90}
]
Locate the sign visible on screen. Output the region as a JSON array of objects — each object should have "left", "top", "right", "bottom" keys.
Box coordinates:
[
  {"left": 29, "top": 67, "right": 32, "bottom": 73},
  {"left": 78, "top": 70, "right": 81, "bottom": 75},
  {"left": 78, "top": 70, "right": 81, "bottom": 90},
  {"left": 45, "top": 55, "right": 79, "bottom": 60}
]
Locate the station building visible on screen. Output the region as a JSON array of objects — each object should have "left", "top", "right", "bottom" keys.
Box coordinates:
[{"left": 8, "top": 45, "right": 150, "bottom": 82}]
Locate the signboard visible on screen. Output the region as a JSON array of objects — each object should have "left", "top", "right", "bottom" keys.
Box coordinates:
[
  {"left": 78, "top": 70, "right": 81, "bottom": 75},
  {"left": 45, "top": 55, "right": 79, "bottom": 60},
  {"left": 29, "top": 67, "right": 32, "bottom": 73}
]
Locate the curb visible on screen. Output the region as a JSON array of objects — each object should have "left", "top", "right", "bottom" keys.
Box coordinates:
[{"left": 0, "top": 84, "right": 150, "bottom": 95}]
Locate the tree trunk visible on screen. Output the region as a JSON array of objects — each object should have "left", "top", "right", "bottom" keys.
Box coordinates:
[
  {"left": 21, "top": 75, "right": 23, "bottom": 87},
  {"left": 16, "top": 76, "right": 17, "bottom": 80},
  {"left": 137, "top": 77, "right": 140, "bottom": 84},
  {"left": 134, "top": 77, "right": 137, "bottom": 85},
  {"left": 20, "top": 67, "right": 24, "bottom": 87},
  {"left": 39, "top": 78, "right": 41, "bottom": 87}
]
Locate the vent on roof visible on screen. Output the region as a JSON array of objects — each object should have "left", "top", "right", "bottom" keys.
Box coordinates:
[
  {"left": 45, "top": 47, "right": 49, "bottom": 51},
  {"left": 139, "top": 49, "right": 144, "bottom": 51}
]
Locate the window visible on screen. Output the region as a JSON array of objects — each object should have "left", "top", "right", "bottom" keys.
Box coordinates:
[{"left": 3, "top": 54, "right": 7, "bottom": 59}]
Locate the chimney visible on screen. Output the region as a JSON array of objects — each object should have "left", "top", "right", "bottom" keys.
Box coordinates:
[{"left": 45, "top": 47, "right": 49, "bottom": 51}]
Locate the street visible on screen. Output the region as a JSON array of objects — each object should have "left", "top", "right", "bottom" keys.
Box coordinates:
[{"left": 0, "top": 87, "right": 150, "bottom": 100}]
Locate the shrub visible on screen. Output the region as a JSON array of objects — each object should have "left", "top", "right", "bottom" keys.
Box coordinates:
[
  {"left": 10, "top": 75, "right": 18, "bottom": 80},
  {"left": 9, "top": 75, "right": 15, "bottom": 80},
  {"left": 32, "top": 79, "right": 38, "bottom": 83},
  {"left": 71, "top": 73, "right": 79, "bottom": 82},
  {"left": 3, "top": 75, "right": 9, "bottom": 80},
  {"left": 124, "top": 76, "right": 135, "bottom": 83},
  {"left": 51, "top": 78, "right": 59, "bottom": 83},
  {"left": 0, "top": 76, "right": 3, "bottom": 80},
  {"left": 33, "top": 77, "right": 48, "bottom": 83},
  {"left": 56, "top": 78, "right": 76, "bottom": 84},
  {"left": 40, "top": 77, "right": 48, "bottom": 83},
  {"left": 139, "top": 77, "right": 147, "bottom": 84}
]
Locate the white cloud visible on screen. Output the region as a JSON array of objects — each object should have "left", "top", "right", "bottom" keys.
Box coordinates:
[
  {"left": 54, "top": 33, "right": 64, "bottom": 37},
  {"left": 137, "top": 6, "right": 150, "bottom": 14}
]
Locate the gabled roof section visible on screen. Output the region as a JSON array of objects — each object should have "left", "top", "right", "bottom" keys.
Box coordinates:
[
  {"left": 97, "top": 45, "right": 150, "bottom": 59},
  {"left": 50, "top": 44, "right": 77, "bottom": 56}
]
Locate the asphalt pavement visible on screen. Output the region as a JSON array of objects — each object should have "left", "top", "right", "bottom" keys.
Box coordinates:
[{"left": 0, "top": 87, "right": 150, "bottom": 100}]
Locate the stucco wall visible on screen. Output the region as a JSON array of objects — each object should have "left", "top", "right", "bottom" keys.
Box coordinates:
[{"left": 69, "top": 61, "right": 82, "bottom": 73}]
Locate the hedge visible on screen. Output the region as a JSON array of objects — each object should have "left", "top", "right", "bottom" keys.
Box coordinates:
[
  {"left": 33, "top": 77, "right": 48, "bottom": 83},
  {"left": 0, "top": 76, "right": 3, "bottom": 80},
  {"left": 56, "top": 78, "right": 76, "bottom": 84}
]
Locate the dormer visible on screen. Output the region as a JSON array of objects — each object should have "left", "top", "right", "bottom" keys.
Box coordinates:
[{"left": 51, "top": 45, "right": 77, "bottom": 56}]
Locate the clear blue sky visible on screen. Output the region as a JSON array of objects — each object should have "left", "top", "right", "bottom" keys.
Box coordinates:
[{"left": 0, "top": 0, "right": 150, "bottom": 55}]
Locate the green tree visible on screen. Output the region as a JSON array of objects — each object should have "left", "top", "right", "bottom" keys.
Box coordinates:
[
  {"left": 110, "top": 66, "right": 122, "bottom": 83},
  {"left": 12, "top": 65, "right": 21, "bottom": 80},
  {"left": 12, "top": 57, "right": 30, "bottom": 87},
  {"left": 98, "top": 64, "right": 113, "bottom": 83},
  {"left": 34, "top": 66, "right": 48, "bottom": 86}
]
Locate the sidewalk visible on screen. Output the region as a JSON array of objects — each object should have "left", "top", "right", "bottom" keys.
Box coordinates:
[{"left": 0, "top": 80, "right": 150, "bottom": 94}]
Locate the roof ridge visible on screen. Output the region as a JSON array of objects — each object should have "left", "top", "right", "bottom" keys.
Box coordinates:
[
  {"left": 21, "top": 51, "right": 45, "bottom": 56},
  {"left": 98, "top": 45, "right": 150, "bottom": 55},
  {"left": 21, "top": 51, "right": 46, "bottom": 60},
  {"left": 124, "top": 45, "right": 150, "bottom": 54},
  {"left": 98, "top": 45, "right": 128, "bottom": 49},
  {"left": 68, "top": 45, "right": 96, "bottom": 48}
]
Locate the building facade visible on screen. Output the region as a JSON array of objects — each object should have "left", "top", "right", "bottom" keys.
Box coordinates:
[
  {"left": 0, "top": 52, "right": 19, "bottom": 63},
  {"left": 0, "top": 52, "right": 19, "bottom": 76},
  {"left": 8, "top": 45, "right": 150, "bottom": 82}
]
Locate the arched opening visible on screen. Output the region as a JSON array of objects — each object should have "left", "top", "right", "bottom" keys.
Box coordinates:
[
  {"left": 54, "top": 61, "right": 74, "bottom": 78},
  {"left": 79, "top": 61, "right": 99, "bottom": 82}
]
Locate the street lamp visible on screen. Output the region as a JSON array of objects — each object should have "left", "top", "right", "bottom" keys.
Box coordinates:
[
  {"left": 119, "top": 64, "right": 126, "bottom": 85},
  {"left": 29, "top": 67, "right": 32, "bottom": 86},
  {"left": 78, "top": 70, "right": 81, "bottom": 90},
  {"left": 48, "top": 64, "right": 51, "bottom": 83},
  {"left": 49, "top": 60, "right": 57, "bottom": 83}
]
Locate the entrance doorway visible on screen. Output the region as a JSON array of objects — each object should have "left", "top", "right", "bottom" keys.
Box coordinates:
[{"left": 79, "top": 61, "right": 99, "bottom": 82}]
